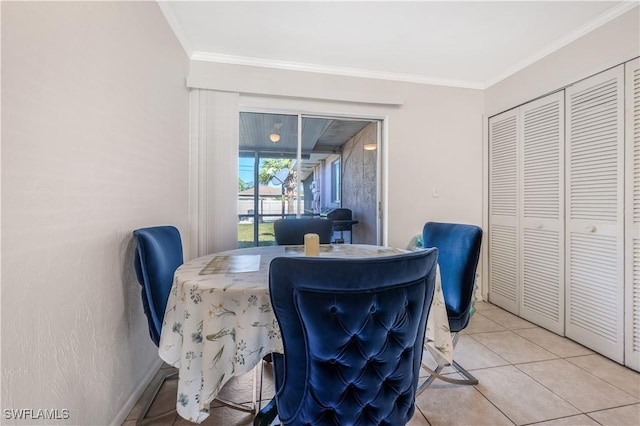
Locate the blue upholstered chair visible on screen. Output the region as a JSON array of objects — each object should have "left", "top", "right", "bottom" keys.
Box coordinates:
[
  {"left": 417, "top": 222, "right": 483, "bottom": 393},
  {"left": 273, "top": 218, "right": 333, "bottom": 245},
  {"left": 133, "top": 226, "right": 183, "bottom": 423},
  {"left": 133, "top": 226, "right": 183, "bottom": 346},
  {"left": 254, "top": 248, "right": 439, "bottom": 426},
  {"left": 133, "top": 226, "right": 258, "bottom": 420}
]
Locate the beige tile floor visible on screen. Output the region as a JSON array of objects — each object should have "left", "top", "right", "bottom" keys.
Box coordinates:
[{"left": 123, "top": 302, "right": 640, "bottom": 425}]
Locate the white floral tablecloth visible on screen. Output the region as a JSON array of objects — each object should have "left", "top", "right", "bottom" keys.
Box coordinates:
[{"left": 159, "top": 244, "right": 452, "bottom": 423}]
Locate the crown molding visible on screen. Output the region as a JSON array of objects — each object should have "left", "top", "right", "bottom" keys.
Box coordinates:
[
  {"left": 163, "top": 1, "right": 638, "bottom": 90},
  {"left": 190, "top": 51, "right": 485, "bottom": 90}
]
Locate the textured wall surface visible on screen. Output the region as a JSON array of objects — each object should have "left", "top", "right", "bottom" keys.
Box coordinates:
[
  {"left": 1, "top": 2, "right": 189, "bottom": 424},
  {"left": 341, "top": 123, "right": 378, "bottom": 245}
]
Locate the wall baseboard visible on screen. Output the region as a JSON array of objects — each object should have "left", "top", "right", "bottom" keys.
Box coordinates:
[{"left": 110, "top": 358, "right": 164, "bottom": 426}]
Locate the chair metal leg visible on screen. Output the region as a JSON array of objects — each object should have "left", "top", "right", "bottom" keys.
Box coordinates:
[
  {"left": 258, "top": 358, "right": 265, "bottom": 411},
  {"left": 214, "top": 365, "right": 259, "bottom": 414},
  {"left": 215, "top": 396, "right": 257, "bottom": 413},
  {"left": 440, "top": 360, "right": 478, "bottom": 385},
  {"left": 137, "top": 369, "right": 179, "bottom": 425},
  {"left": 254, "top": 354, "right": 280, "bottom": 426},
  {"left": 416, "top": 363, "right": 443, "bottom": 395},
  {"left": 417, "top": 333, "right": 478, "bottom": 395},
  {"left": 138, "top": 364, "right": 260, "bottom": 425}
]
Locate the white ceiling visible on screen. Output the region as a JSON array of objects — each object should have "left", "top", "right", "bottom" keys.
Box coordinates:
[{"left": 159, "top": 1, "right": 637, "bottom": 89}]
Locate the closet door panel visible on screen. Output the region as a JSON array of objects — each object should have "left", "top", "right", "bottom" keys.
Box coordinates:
[
  {"left": 625, "top": 58, "right": 640, "bottom": 371},
  {"left": 519, "top": 92, "right": 565, "bottom": 334},
  {"left": 566, "top": 66, "right": 624, "bottom": 363},
  {"left": 489, "top": 109, "right": 519, "bottom": 314}
]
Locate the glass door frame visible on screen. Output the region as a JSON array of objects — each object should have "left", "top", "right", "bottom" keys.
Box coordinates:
[{"left": 238, "top": 108, "right": 385, "bottom": 247}]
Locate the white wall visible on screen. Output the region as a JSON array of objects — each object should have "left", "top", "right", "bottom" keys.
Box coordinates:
[
  {"left": 1, "top": 2, "right": 189, "bottom": 425},
  {"left": 189, "top": 61, "right": 485, "bottom": 251}
]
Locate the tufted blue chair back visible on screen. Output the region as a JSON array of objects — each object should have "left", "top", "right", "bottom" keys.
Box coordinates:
[
  {"left": 273, "top": 218, "right": 334, "bottom": 245},
  {"left": 133, "top": 226, "right": 183, "bottom": 346},
  {"left": 422, "top": 222, "right": 482, "bottom": 332},
  {"left": 268, "top": 248, "right": 438, "bottom": 425}
]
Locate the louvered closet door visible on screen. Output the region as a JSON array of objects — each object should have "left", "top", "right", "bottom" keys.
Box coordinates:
[
  {"left": 519, "top": 92, "right": 565, "bottom": 334},
  {"left": 566, "top": 65, "right": 624, "bottom": 363},
  {"left": 489, "top": 109, "right": 519, "bottom": 314},
  {"left": 625, "top": 58, "right": 640, "bottom": 371}
]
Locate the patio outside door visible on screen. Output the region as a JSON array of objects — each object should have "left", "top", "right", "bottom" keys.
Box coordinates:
[{"left": 237, "top": 112, "right": 381, "bottom": 247}]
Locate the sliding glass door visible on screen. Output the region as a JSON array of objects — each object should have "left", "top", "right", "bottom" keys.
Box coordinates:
[{"left": 237, "top": 111, "right": 380, "bottom": 247}]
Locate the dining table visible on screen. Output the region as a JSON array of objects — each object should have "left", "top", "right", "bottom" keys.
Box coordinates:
[{"left": 158, "top": 244, "right": 453, "bottom": 424}]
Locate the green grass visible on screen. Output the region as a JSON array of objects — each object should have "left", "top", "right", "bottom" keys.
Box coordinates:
[{"left": 237, "top": 222, "right": 276, "bottom": 248}]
